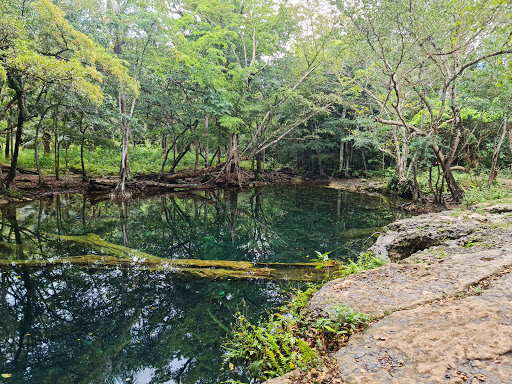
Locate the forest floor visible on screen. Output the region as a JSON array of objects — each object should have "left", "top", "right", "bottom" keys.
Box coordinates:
[{"left": 267, "top": 201, "right": 512, "bottom": 384}]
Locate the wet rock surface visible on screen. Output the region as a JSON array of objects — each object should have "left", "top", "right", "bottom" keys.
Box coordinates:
[{"left": 266, "top": 204, "right": 512, "bottom": 384}]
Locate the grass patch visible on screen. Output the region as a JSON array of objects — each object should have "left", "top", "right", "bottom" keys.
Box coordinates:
[{"left": 0, "top": 145, "right": 222, "bottom": 177}]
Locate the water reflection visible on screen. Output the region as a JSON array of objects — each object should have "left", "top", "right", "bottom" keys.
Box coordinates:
[
  {"left": 0, "top": 185, "right": 405, "bottom": 264},
  {"left": 1, "top": 265, "right": 286, "bottom": 384},
  {"left": 0, "top": 185, "right": 405, "bottom": 383}
]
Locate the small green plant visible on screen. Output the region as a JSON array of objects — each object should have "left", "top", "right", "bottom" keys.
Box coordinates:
[
  {"left": 336, "top": 252, "right": 385, "bottom": 278},
  {"left": 430, "top": 248, "right": 448, "bottom": 259},
  {"left": 311, "top": 250, "right": 332, "bottom": 269},
  {"left": 332, "top": 304, "right": 370, "bottom": 331},
  {"left": 314, "top": 304, "right": 369, "bottom": 336},
  {"left": 464, "top": 240, "right": 481, "bottom": 248}
]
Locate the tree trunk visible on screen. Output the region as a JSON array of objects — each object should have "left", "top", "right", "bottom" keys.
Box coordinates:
[
  {"left": 488, "top": 115, "right": 508, "bottom": 187},
  {"left": 170, "top": 144, "right": 191, "bottom": 174},
  {"left": 344, "top": 142, "right": 351, "bottom": 177},
  {"left": 508, "top": 123, "right": 512, "bottom": 176},
  {"left": 3, "top": 72, "right": 25, "bottom": 190},
  {"left": 339, "top": 141, "right": 344, "bottom": 174},
  {"left": 34, "top": 109, "right": 48, "bottom": 185},
  {"left": 54, "top": 135, "right": 60, "bottom": 181},
  {"left": 432, "top": 143, "right": 464, "bottom": 202},
  {"left": 115, "top": 91, "right": 131, "bottom": 198},
  {"left": 80, "top": 114, "right": 87, "bottom": 182},
  {"left": 5, "top": 124, "right": 10, "bottom": 159},
  {"left": 195, "top": 142, "right": 200, "bottom": 169},
  {"left": 223, "top": 132, "right": 241, "bottom": 186},
  {"left": 161, "top": 134, "right": 167, "bottom": 158},
  {"left": 204, "top": 113, "right": 209, "bottom": 169},
  {"left": 53, "top": 108, "right": 60, "bottom": 181},
  {"left": 317, "top": 148, "right": 324, "bottom": 176},
  {"left": 42, "top": 132, "right": 51, "bottom": 154},
  {"left": 228, "top": 133, "right": 239, "bottom": 173}
]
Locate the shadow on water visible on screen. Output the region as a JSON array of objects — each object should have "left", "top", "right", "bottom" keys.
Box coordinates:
[{"left": 0, "top": 184, "right": 407, "bottom": 384}]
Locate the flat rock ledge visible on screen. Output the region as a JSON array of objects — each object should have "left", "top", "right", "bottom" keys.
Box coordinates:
[{"left": 266, "top": 204, "right": 512, "bottom": 384}]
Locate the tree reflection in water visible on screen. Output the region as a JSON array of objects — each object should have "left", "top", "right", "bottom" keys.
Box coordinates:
[{"left": 0, "top": 185, "right": 405, "bottom": 383}]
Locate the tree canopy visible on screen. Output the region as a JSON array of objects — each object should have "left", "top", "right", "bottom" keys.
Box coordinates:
[{"left": 0, "top": 0, "right": 511, "bottom": 201}]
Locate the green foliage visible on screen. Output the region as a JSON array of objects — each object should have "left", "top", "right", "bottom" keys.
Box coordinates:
[
  {"left": 223, "top": 249, "right": 381, "bottom": 381},
  {"left": 314, "top": 304, "right": 369, "bottom": 336},
  {"left": 462, "top": 184, "right": 510, "bottom": 207},
  {"left": 222, "top": 284, "right": 321, "bottom": 381},
  {"left": 337, "top": 252, "right": 385, "bottom": 278},
  {"left": 223, "top": 314, "right": 319, "bottom": 381},
  {"left": 311, "top": 250, "right": 332, "bottom": 269},
  {"left": 0, "top": 145, "right": 202, "bottom": 176}
]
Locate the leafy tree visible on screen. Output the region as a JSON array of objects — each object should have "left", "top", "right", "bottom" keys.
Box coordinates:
[{"left": 0, "top": 0, "right": 135, "bottom": 190}]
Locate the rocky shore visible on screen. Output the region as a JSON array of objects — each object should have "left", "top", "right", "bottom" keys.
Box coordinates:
[{"left": 268, "top": 202, "right": 512, "bottom": 384}]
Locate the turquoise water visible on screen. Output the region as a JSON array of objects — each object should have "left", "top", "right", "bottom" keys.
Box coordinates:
[{"left": 0, "top": 184, "right": 405, "bottom": 383}]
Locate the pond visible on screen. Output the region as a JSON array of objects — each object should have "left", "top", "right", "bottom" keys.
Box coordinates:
[{"left": 0, "top": 184, "right": 406, "bottom": 384}]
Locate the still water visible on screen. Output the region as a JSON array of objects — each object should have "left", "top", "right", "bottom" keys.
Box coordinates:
[{"left": 0, "top": 184, "right": 405, "bottom": 384}]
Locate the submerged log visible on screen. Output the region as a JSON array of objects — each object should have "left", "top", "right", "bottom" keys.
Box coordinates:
[
  {"left": 0, "top": 254, "right": 336, "bottom": 281},
  {"left": 15, "top": 233, "right": 338, "bottom": 281}
]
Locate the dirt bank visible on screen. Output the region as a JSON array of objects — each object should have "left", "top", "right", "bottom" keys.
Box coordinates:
[
  {"left": 0, "top": 164, "right": 331, "bottom": 203},
  {"left": 267, "top": 202, "right": 512, "bottom": 384}
]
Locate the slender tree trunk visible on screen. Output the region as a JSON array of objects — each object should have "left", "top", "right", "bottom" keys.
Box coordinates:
[
  {"left": 488, "top": 115, "right": 508, "bottom": 187},
  {"left": 80, "top": 114, "right": 87, "bottom": 182},
  {"left": 317, "top": 148, "right": 324, "bottom": 176},
  {"left": 53, "top": 108, "right": 60, "bottom": 181},
  {"left": 339, "top": 141, "right": 344, "bottom": 174},
  {"left": 195, "top": 142, "right": 200, "bottom": 169},
  {"left": 256, "top": 152, "right": 261, "bottom": 175},
  {"left": 204, "top": 113, "right": 209, "bottom": 169},
  {"left": 3, "top": 73, "right": 25, "bottom": 190},
  {"left": 228, "top": 133, "right": 240, "bottom": 173},
  {"left": 209, "top": 148, "right": 219, "bottom": 167},
  {"left": 34, "top": 110, "right": 48, "bottom": 185},
  {"left": 508, "top": 122, "right": 512, "bottom": 176},
  {"left": 161, "top": 134, "right": 167, "bottom": 158},
  {"left": 361, "top": 149, "right": 368, "bottom": 172},
  {"left": 5, "top": 124, "right": 10, "bottom": 159},
  {"left": 344, "top": 142, "right": 351, "bottom": 177},
  {"left": 170, "top": 144, "right": 191, "bottom": 174},
  {"left": 10, "top": 123, "right": 13, "bottom": 159},
  {"left": 116, "top": 91, "right": 131, "bottom": 198}
]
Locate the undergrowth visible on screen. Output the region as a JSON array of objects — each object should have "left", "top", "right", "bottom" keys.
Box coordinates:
[
  {"left": 222, "top": 252, "right": 382, "bottom": 382},
  {"left": 0, "top": 145, "right": 212, "bottom": 176},
  {"left": 462, "top": 184, "right": 510, "bottom": 207}
]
